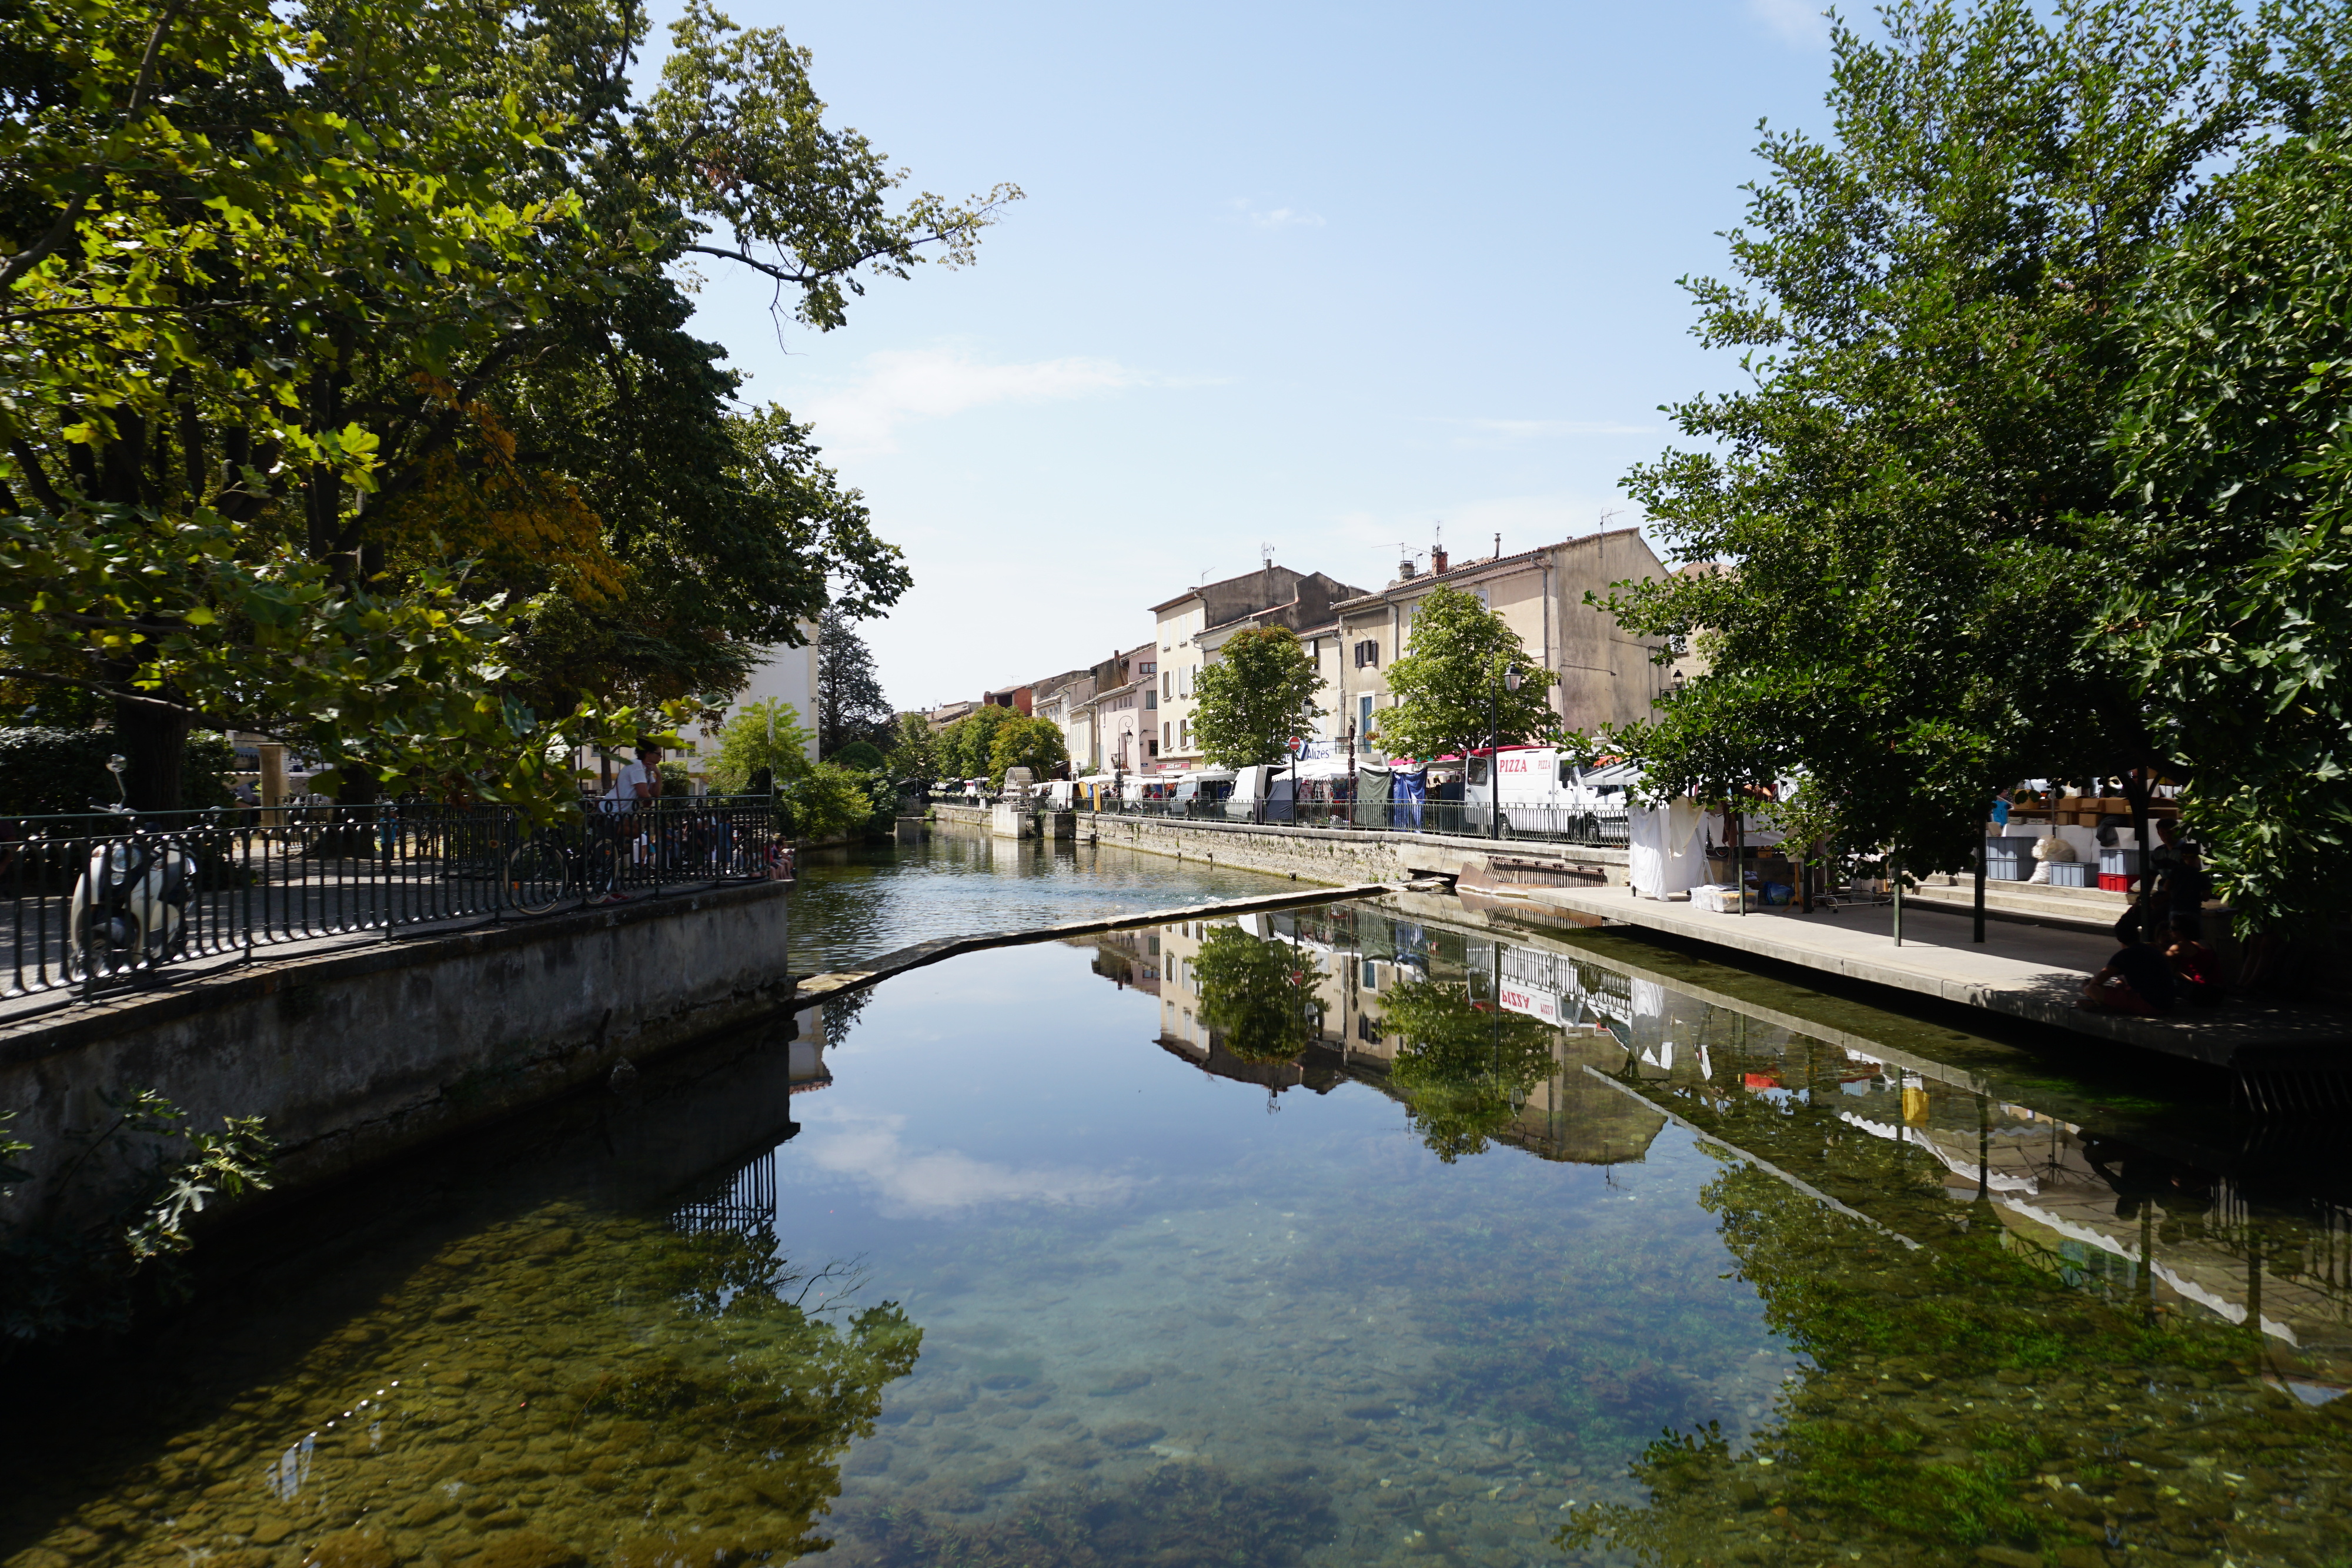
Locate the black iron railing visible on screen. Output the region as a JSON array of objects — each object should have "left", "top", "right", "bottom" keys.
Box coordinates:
[{"left": 2, "top": 797, "right": 779, "bottom": 1004}]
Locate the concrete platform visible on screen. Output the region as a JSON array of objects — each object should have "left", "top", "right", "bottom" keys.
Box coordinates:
[{"left": 1518, "top": 884, "right": 2349, "bottom": 1069}]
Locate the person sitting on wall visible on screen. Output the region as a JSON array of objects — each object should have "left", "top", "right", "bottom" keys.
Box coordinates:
[
  {"left": 2080, "top": 908, "right": 2177, "bottom": 1016},
  {"left": 2166, "top": 913, "right": 2221, "bottom": 1005}
]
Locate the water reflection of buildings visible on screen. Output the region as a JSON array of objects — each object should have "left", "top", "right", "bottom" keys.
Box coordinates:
[{"left": 1075, "top": 903, "right": 2352, "bottom": 1398}]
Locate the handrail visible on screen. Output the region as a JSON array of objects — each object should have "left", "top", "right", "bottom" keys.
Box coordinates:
[{"left": 2, "top": 798, "right": 781, "bottom": 1005}]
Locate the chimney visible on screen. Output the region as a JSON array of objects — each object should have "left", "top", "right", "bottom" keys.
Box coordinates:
[{"left": 1431, "top": 544, "right": 1449, "bottom": 575}]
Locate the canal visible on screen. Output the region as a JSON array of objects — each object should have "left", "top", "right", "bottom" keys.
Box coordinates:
[{"left": 3, "top": 828, "right": 2345, "bottom": 1568}]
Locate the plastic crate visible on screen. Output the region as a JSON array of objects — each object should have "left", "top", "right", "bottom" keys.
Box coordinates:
[
  {"left": 2048, "top": 861, "right": 2093, "bottom": 888},
  {"left": 1983, "top": 837, "right": 2032, "bottom": 881},
  {"left": 2098, "top": 872, "right": 2134, "bottom": 892}
]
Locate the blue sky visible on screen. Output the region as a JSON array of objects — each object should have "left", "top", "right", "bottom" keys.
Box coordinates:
[{"left": 653, "top": 1, "right": 1843, "bottom": 712}]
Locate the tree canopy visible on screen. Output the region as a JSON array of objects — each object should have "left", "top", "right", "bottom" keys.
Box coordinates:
[
  {"left": 1192, "top": 627, "right": 1319, "bottom": 768},
  {"left": 988, "top": 714, "right": 1068, "bottom": 785},
  {"left": 2103, "top": 118, "right": 2352, "bottom": 930},
  {"left": 1378, "top": 586, "right": 1557, "bottom": 761},
  {"left": 1, "top": 0, "right": 1007, "bottom": 808},
  {"left": 816, "top": 607, "right": 894, "bottom": 757},
  {"left": 1596, "top": 0, "right": 2352, "bottom": 930},
  {"left": 936, "top": 704, "right": 1014, "bottom": 782}
]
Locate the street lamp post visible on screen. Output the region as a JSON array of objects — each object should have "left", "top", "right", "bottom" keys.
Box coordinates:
[{"left": 1489, "top": 663, "right": 1522, "bottom": 841}]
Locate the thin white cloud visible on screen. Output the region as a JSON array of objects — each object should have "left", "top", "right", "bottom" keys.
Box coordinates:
[
  {"left": 799, "top": 1107, "right": 1141, "bottom": 1219},
  {"left": 1227, "top": 198, "right": 1326, "bottom": 230},
  {"left": 1436, "top": 416, "right": 1659, "bottom": 447},
  {"left": 1750, "top": 0, "right": 1830, "bottom": 46},
  {"left": 797, "top": 347, "right": 1151, "bottom": 456}
]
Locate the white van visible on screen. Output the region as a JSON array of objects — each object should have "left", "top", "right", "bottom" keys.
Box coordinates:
[{"left": 1461, "top": 749, "right": 1640, "bottom": 835}]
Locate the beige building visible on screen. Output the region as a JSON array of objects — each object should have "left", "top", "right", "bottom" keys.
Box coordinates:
[
  {"left": 1332, "top": 530, "right": 1675, "bottom": 758},
  {"left": 1151, "top": 564, "right": 1365, "bottom": 770}
]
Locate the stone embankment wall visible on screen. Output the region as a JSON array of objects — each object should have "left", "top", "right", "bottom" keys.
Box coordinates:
[
  {"left": 0, "top": 881, "right": 794, "bottom": 1233},
  {"left": 927, "top": 805, "right": 1628, "bottom": 890}
]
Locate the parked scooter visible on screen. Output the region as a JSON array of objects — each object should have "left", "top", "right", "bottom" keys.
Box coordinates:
[{"left": 68, "top": 755, "right": 192, "bottom": 979}]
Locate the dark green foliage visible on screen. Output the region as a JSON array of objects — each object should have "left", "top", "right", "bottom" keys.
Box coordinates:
[
  {"left": 937, "top": 706, "right": 1016, "bottom": 783},
  {"left": 0, "top": 727, "right": 122, "bottom": 817},
  {"left": 817, "top": 608, "right": 898, "bottom": 757},
  {"left": 987, "top": 716, "right": 1069, "bottom": 785},
  {"left": 1601, "top": 0, "right": 2278, "bottom": 875},
  {"left": 177, "top": 731, "right": 237, "bottom": 810},
  {"left": 830, "top": 738, "right": 888, "bottom": 772},
  {"left": 887, "top": 711, "right": 940, "bottom": 794},
  {"left": 1, "top": 1092, "right": 273, "bottom": 1350},
  {"left": 2107, "top": 122, "right": 2352, "bottom": 929},
  {"left": 1191, "top": 925, "right": 1325, "bottom": 1063},
  {"left": 0, "top": 728, "right": 235, "bottom": 817}
]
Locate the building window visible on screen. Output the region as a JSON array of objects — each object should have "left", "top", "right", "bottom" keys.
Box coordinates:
[{"left": 1354, "top": 639, "right": 1379, "bottom": 668}]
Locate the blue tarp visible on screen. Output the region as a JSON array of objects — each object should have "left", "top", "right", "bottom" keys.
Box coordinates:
[{"left": 1392, "top": 767, "right": 1425, "bottom": 831}]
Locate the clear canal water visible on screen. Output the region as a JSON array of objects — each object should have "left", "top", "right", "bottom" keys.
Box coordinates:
[
  {"left": 786, "top": 828, "right": 1304, "bottom": 973},
  {"left": 4, "top": 839, "right": 2348, "bottom": 1568}
]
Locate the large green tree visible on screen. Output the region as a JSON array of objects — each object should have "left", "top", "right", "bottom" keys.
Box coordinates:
[
  {"left": 816, "top": 606, "right": 894, "bottom": 757},
  {"left": 1596, "top": 0, "right": 2299, "bottom": 875},
  {"left": 1192, "top": 626, "right": 1321, "bottom": 768},
  {"left": 1378, "top": 585, "right": 1558, "bottom": 760},
  {"left": 988, "top": 714, "right": 1068, "bottom": 785},
  {"left": 2105, "top": 111, "right": 2352, "bottom": 931},
  {"left": 886, "top": 710, "right": 940, "bottom": 794},
  {"left": 1, "top": 0, "right": 1003, "bottom": 809}
]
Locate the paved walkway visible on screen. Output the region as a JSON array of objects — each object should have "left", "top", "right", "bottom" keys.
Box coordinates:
[{"left": 1520, "top": 884, "right": 2347, "bottom": 1066}]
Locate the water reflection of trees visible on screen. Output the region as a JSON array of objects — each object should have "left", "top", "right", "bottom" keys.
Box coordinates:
[
  {"left": 1377, "top": 977, "right": 1560, "bottom": 1162},
  {"left": 1191, "top": 925, "right": 1326, "bottom": 1063},
  {"left": 1558, "top": 1064, "right": 2352, "bottom": 1567}
]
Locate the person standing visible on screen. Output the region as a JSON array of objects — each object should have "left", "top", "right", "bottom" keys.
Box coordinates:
[{"left": 603, "top": 743, "right": 662, "bottom": 809}]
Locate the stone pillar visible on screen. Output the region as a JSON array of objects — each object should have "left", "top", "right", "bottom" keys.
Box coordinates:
[{"left": 258, "top": 743, "right": 288, "bottom": 825}]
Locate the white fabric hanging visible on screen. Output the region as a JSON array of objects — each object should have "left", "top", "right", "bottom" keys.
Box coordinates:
[{"left": 1628, "top": 798, "right": 1708, "bottom": 898}]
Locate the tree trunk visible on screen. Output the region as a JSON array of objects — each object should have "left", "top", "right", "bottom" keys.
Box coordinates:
[{"left": 113, "top": 696, "right": 191, "bottom": 812}]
